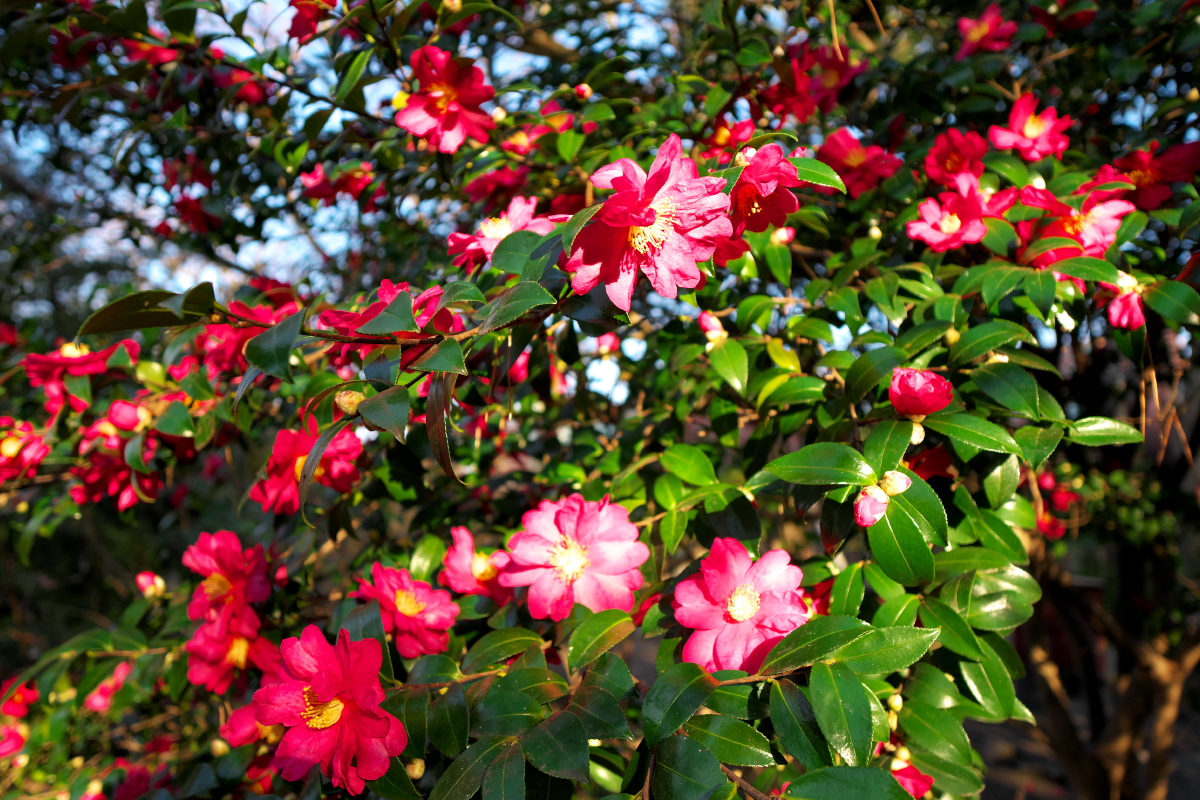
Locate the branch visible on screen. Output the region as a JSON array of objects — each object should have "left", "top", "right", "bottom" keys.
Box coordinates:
[{"left": 720, "top": 764, "right": 772, "bottom": 800}]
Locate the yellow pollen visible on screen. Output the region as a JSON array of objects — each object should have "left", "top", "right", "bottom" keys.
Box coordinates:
[
  {"left": 293, "top": 455, "right": 326, "bottom": 482},
  {"left": 966, "top": 21, "right": 991, "bottom": 42},
  {"left": 394, "top": 589, "right": 427, "bottom": 616},
  {"left": 942, "top": 152, "right": 966, "bottom": 173},
  {"left": 301, "top": 687, "right": 345, "bottom": 729},
  {"left": 821, "top": 69, "right": 841, "bottom": 89},
  {"left": 939, "top": 213, "right": 963, "bottom": 234},
  {"left": 96, "top": 421, "right": 119, "bottom": 438},
  {"left": 59, "top": 342, "right": 90, "bottom": 358},
  {"left": 225, "top": 637, "right": 250, "bottom": 669},
  {"left": 735, "top": 189, "right": 763, "bottom": 218},
  {"left": 547, "top": 537, "right": 590, "bottom": 583},
  {"left": 1125, "top": 168, "right": 1157, "bottom": 188},
  {"left": 202, "top": 573, "right": 233, "bottom": 601},
  {"left": 0, "top": 436, "right": 25, "bottom": 459},
  {"left": 628, "top": 197, "right": 678, "bottom": 254},
  {"left": 471, "top": 553, "right": 499, "bottom": 581},
  {"left": 428, "top": 82, "right": 460, "bottom": 113},
  {"left": 1060, "top": 212, "right": 1091, "bottom": 236},
  {"left": 843, "top": 147, "right": 868, "bottom": 168},
  {"left": 1022, "top": 114, "right": 1049, "bottom": 138},
  {"left": 479, "top": 216, "right": 516, "bottom": 239},
  {"left": 726, "top": 584, "right": 761, "bottom": 622},
  {"left": 712, "top": 127, "right": 731, "bottom": 146}
]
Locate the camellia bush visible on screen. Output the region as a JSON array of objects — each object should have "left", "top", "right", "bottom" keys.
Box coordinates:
[{"left": 4, "top": 0, "right": 1200, "bottom": 799}]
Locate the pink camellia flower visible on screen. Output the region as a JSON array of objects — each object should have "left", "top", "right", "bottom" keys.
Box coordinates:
[
  {"left": 699, "top": 310, "right": 727, "bottom": 350},
  {"left": 988, "top": 94, "right": 1073, "bottom": 161},
  {"left": 1019, "top": 186, "right": 1136, "bottom": 259},
  {"left": 249, "top": 420, "right": 363, "bottom": 516},
  {"left": 0, "top": 418, "right": 51, "bottom": 483},
  {"left": 907, "top": 173, "right": 989, "bottom": 252},
  {"left": 0, "top": 678, "right": 38, "bottom": 718},
  {"left": 712, "top": 235, "right": 751, "bottom": 267},
  {"left": 564, "top": 134, "right": 732, "bottom": 312},
  {"left": 1097, "top": 272, "right": 1147, "bottom": 330},
  {"left": 925, "top": 129, "right": 988, "bottom": 186},
  {"left": 252, "top": 626, "right": 407, "bottom": 795},
  {"left": 25, "top": 340, "right": 139, "bottom": 415},
  {"left": 222, "top": 703, "right": 284, "bottom": 748},
  {"left": 182, "top": 530, "right": 272, "bottom": 625},
  {"left": 854, "top": 485, "right": 891, "bottom": 527},
  {"left": 448, "top": 196, "right": 558, "bottom": 271},
  {"left": 817, "top": 128, "right": 902, "bottom": 199},
  {"left": 136, "top": 571, "right": 167, "bottom": 599},
  {"left": 729, "top": 144, "right": 803, "bottom": 235},
  {"left": 499, "top": 493, "right": 650, "bottom": 621},
  {"left": 700, "top": 116, "right": 757, "bottom": 165},
  {"left": 440, "top": 526, "right": 513, "bottom": 605},
  {"left": 673, "top": 537, "right": 812, "bottom": 673},
  {"left": 502, "top": 100, "right": 575, "bottom": 156},
  {"left": 84, "top": 661, "right": 134, "bottom": 713},
  {"left": 1112, "top": 141, "right": 1200, "bottom": 210},
  {"left": 186, "top": 610, "right": 281, "bottom": 694},
  {"left": 0, "top": 723, "right": 27, "bottom": 758},
  {"left": 956, "top": 4, "right": 1018, "bottom": 60},
  {"left": 890, "top": 368, "right": 954, "bottom": 421},
  {"left": 595, "top": 332, "right": 622, "bottom": 356},
  {"left": 289, "top": 0, "right": 335, "bottom": 42},
  {"left": 350, "top": 563, "right": 460, "bottom": 658},
  {"left": 893, "top": 763, "right": 936, "bottom": 798},
  {"left": 811, "top": 44, "right": 866, "bottom": 113},
  {"left": 394, "top": 46, "right": 495, "bottom": 154}
]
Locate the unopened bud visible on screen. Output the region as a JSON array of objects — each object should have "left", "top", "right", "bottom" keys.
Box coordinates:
[
  {"left": 443, "top": 0, "right": 463, "bottom": 12},
  {"left": 335, "top": 390, "right": 366, "bottom": 416},
  {"left": 854, "top": 485, "right": 890, "bottom": 527},
  {"left": 136, "top": 571, "right": 166, "bottom": 599},
  {"left": 1029, "top": 173, "right": 1046, "bottom": 190},
  {"left": 491, "top": 106, "right": 507, "bottom": 123},
  {"left": 909, "top": 422, "right": 926, "bottom": 445},
  {"left": 887, "top": 710, "right": 899, "bottom": 730},
  {"left": 943, "top": 327, "right": 961, "bottom": 346},
  {"left": 771, "top": 226, "right": 796, "bottom": 246},
  {"left": 986, "top": 351, "right": 1010, "bottom": 364},
  {"left": 574, "top": 84, "right": 594, "bottom": 100},
  {"left": 734, "top": 147, "right": 757, "bottom": 167},
  {"left": 868, "top": 225, "right": 882, "bottom": 240},
  {"left": 406, "top": 758, "right": 426, "bottom": 780},
  {"left": 887, "top": 693, "right": 904, "bottom": 711},
  {"left": 879, "top": 470, "right": 913, "bottom": 497},
  {"left": 211, "top": 738, "right": 231, "bottom": 757}
]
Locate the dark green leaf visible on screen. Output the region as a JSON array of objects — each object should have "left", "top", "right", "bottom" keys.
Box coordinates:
[
  {"left": 766, "top": 443, "right": 877, "bottom": 486},
  {"left": 1013, "top": 425, "right": 1063, "bottom": 469},
  {"left": 770, "top": 679, "right": 831, "bottom": 769},
  {"left": 642, "top": 662, "right": 719, "bottom": 747},
  {"left": 430, "top": 683, "right": 470, "bottom": 757},
  {"left": 888, "top": 468, "right": 949, "bottom": 547},
  {"left": 868, "top": 501, "right": 936, "bottom": 586},
  {"left": 520, "top": 711, "right": 591, "bottom": 782},
  {"left": 909, "top": 752, "right": 985, "bottom": 796},
  {"left": 710, "top": 338, "right": 749, "bottom": 393},
  {"left": 705, "top": 672, "right": 769, "bottom": 719},
  {"left": 472, "top": 689, "right": 542, "bottom": 737},
  {"left": 845, "top": 347, "right": 907, "bottom": 403},
  {"left": 761, "top": 615, "right": 871, "bottom": 675},
  {"left": 651, "top": 735, "right": 730, "bottom": 800},
  {"left": 491, "top": 230, "right": 542, "bottom": 275},
  {"left": 297, "top": 417, "right": 354, "bottom": 527},
  {"left": 1144, "top": 280, "right": 1200, "bottom": 324},
  {"left": 580, "top": 653, "right": 634, "bottom": 698},
  {"left": 972, "top": 363, "right": 1040, "bottom": 418},
  {"left": 924, "top": 413, "right": 1021, "bottom": 455},
  {"left": 682, "top": 714, "right": 774, "bottom": 767},
  {"left": 358, "top": 386, "right": 412, "bottom": 441},
  {"left": 478, "top": 282, "right": 555, "bottom": 334},
  {"left": 949, "top": 321, "right": 1035, "bottom": 365},
  {"left": 369, "top": 759, "right": 423, "bottom": 799},
  {"left": 561, "top": 205, "right": 602, "bottom": 254},
  {"left": 809, "top": 662, "right": 874, "bottom": 766},
  {"left": 863, "top": 420, "right": 914, "bottom": 477},
  {"left": 568, "top": 610, "right": 635, "bottom": 670},
  {"left": 335, "top": 49, "right": 372, "bottom": 103},
  {"left": 782, "top": 767, "right": 913, "bottom": 800},
  {"left": 428, "top": 737, "right": 508, "bottom": 800},
  {"left": 411, "top": 339, "right": 468, "bottom": 374},
  {"left": 1049, "top": 256, "right": 1120, "bottom": 284},
  {"left": 959, "top": 636, "right": 1017, "bottom": 718},
  {"left": 568, "top": 685, "right": 631, "bottom": 739},
  {"left": 462, "top": 628, "right": 544, "bottom": 674},
  {"left": 358, "top": 291, "right": 418, "bottom": 334},
  {"left": 918, "top": 597, "right": 982, "bottom": 660},
  {"left": 482, "top": 743, "right": 526, "bottom": 800},
  {"left": 872, "top": 593, "right": 920, "bottom": 627},
  {"left": 244, "top": 309, "right": 305, "bottom": 382},
  {"left": 829, "top": 626, "right": 939, "bottom": 674}
]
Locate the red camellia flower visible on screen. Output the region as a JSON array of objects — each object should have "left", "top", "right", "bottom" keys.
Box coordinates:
[
  {"left": 187, "top": 610, "right": 281, "bottom": 694},
  {"left": 988, "top": 94, "right": 1073, "bottom": 161},
  {"left": 70, "top": 419, "right": 162, "bottom": 511},
  {"left": 465, "top": 166, "right": 529, "bottom": 210},
  {"left": 440, "top": 526, "right": 512, "bottom": 605},
  {"left": 0, "top": 679, "right": 38, "bottom": 718},
  {"left": 84, "top": 661, "right": 134, "bottom": 713},
  {"left": 712, "top": 235, "right": 751, "bottom": 267},
  {"left": 350, "top": 563, "right": 460, "bottom": 658},
  {"left": 499, "top": 493, "right": 650, "bottom": 621},
  {"left": 890, "top": 368, "right": 954, "bottom": 420},
  {"left": 302, "top": 162, "right": 383, "bottom": 209},
  {"left": 700, "top": 116, "right": 757, "bottom": 164},
  {"left": 252, "top": 626, "right": 407, "bottom": 794},
  {"left": 222, "top": 703, "right": 284, "bottom": 748},
  {"left": 729, "top": 144, "right": 803, "bottom": 235},
  {"left": 289, "top": 0, "right": 335, "bottom": 42},
  {"left": 1019, "top": 186, "right": 1136, "bottom": 259},
  {"left": 448, "top": 196, "right": 559, "bottom": 271},
  {"left": 182, "top": 530, "right": 272, "bottom": 626},
  {"left": 394, "top": 46, "right": 496, "bottom": 154},
  {"left": 759, "top": 46, "right": 817, "bottom": 124},
  {"left": 908, "top": 445, "right": 954, "bottom": 481},
  {"left": 956, "top": 4, "right": 1018, "bottom": 60},
  {"left": 811, "top": 45, "right": 865, "bottom": 113},
  {"left": 925, "top": 129, "right": 988, "bottom": 186},
  {"left": 0, "top": 724, "right": 27, "bottom": 758},
  {"left": 123, "top": 32, "right": 180, "bottom": 66},
  {"left": 199, "top": 300, "right": 299, "bottom": 376},
  {"left": 249, "top": 419, "right": 363, "bottom": 516},
  {"left": 1112, "top": 141, "right": 1200, "bottom": 210},
  {"left": 817, "top": 128, "right": 902, "bottom": 199},
  {"left": 673, "top": 537, "right": 812, "bottom": 673},
  {"left": 25, "top": 340, "right": 140, "bottom": 415},
  {"left": 502, "top": 100, "right": 575, "bottom": 156},
  {"left": 893, "top": 763, "right": 936, "bottom": 798},
  {"left": 318, "top": 280, "right": 465, "bottom": 368},
  {"left": 564, "top": 134, "right": 732, "bottom": 311},
  {"left": 907, "top": 173, "right": 990, "bottom": 252},
  {"left": 0, "top": 418, "right": 51, "bottom": 483},
  {"left": 1096, "top": 272, "right": 1148, "bottom": 330}
]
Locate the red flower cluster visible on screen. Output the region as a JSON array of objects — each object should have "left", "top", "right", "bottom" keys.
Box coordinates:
[
  {"left": 818, "top": 128, "right": 902, "bottom": 199},
  {"left": 301, "top": 162, "right": 385, "bottom": 211},
  {"left": 25, "top": 340, "right": 140, "bottom": 416},
  {"left": 250, "top": 418, "right": 363, "bottom": 516},
  {"left": 395, "top": 46, "right": 495, "bottom": 154},
  {"left": 0, "top": 418, "right": 50, "bottom": 484},
  {"left": 448, "top": 196, "right": 559, "bottom": 271}
]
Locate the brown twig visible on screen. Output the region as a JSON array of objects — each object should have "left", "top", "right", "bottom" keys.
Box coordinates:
[{"left": 720, "top": 764, "right": 772, "bottom": 800}]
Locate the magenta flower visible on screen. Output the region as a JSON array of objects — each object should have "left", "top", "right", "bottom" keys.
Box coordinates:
[
  {"left": 988, "top": 94, "right": 1073, "bottom": 161},
  {"left": 729, "top": 144, "right": 803, "bottom": 235},
  {"left": 674, "top": 538, "right": 811, "bottom": 673},
  {"left": 394, "top": 47, "right": 495, "bottom": 154},
  {"left": 564, "top": 134, "right": 732, "bottom": 311},
  {"left": 817, "top": 128, "right": 902, "bottom": 199},
  {"left": 440, "top": 526, "right": 512, "bottom": 605},
  {"left": 1098, "top": 273, "right": 1148, "bottom": 330},
  {"left": 499, "top": 493, "right": 650, "bottom": 621},
  {"left": 186, "top": 609, "right": 281, "bottom": 695},
  {"left": 350, "top": 563, "right": 460, "bottom": 659},
  {"left": 448, "top": 196, "right": 558, "bottom": 272},
  {"left": 182, "top": 530, "right": 272, "bottom": 628},
  {"left": 924, "top": 129, "right": 988, "bottom": 186},
  {"left": 907, "top": 174, "right": 989, "bottom": 252},
  {"left": 956, "top": 4, "right": 1018, "bottom": 61},
  {"left": 253, "top": 626, "right": 407, "bottom": 795},
  {"left": 890, "top": 368, "right": 955, "bottom": 421},
  {"left": 854, "top": 485, "right": 891, "bottom": 527},
  {"left": 1019, "top": 186, "right": 1136, "bottom": 259}
]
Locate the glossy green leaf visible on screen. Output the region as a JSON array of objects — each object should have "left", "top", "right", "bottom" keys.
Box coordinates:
[
  {"left": 888, "top": 468, "right": 949, "bottom": 547},
  {"left": 924, "top": 412, "right": 1021, "bottom": 455},
  {"left": 899, "top": 700, "right": 975, "bottom": 763},
  {"left": 1144, "top": 280, "right": 1200, "bottom": 324},
  {"left": 1014, "top": 425, "right": 1063, "bottom": 468},
  {"left": 710, "top": 337, "right": 749, "bottom": 393},
  {"left": 770, "top": 679, "right": 832, "bottom": 769},
  {"left": 430, "top": 683, "right": 470, "bottom": 757},
  {"left": 650, "top": 735, "right": 730, "bottom": 800},
  {"left": 682, "top": 713, "right": 774, "bottom": 766},
  {"left": 809, "top": 662, "right": 874, "bottom": 767},
  {"left": 462, "top": 628, "right": 544, "bottom": 674},
  {"left": 972, "top": 363, "right": 1040, "bottom": 418},
  {"left": 428, "top": 737, "right": 508, "bottom": 800},
  {"left": 472, "top": 689, "right": 542, "bottom": 737},
  {"left": 761, "top": 615, "right": 871, "bottom": 675},
  {"left": 782, "top": 767, "right": 913, "bottom": 800},
  {"left": 568, "top": 610, "right": 635, "bottom": 670},
  {"left": 1067, "top": 416, "right": 1144, "bottom": 445},
  {"left": 948, "top": 321, "right": 1036, "bottom": 365},
  {"left": 845, "top": 346, "right": 907, "bottom": 402},
  {"left": 482, "top": 743, "right": 526, "bottom": 800},
  {"left": 358, "top": 386, "right": 411, "bottom": 441},
  {"left": 872, "top": 593, "right": 921, "bottom": 627},
  {"left": 918, "top": 597, "right": 983, "bottom": 659},
  {"left": 357, "top": 291, "right": 418, "bottom": 334},
  {"left": 1049, "top": 256, "right": 1120, "bottom": 284},
  {"left": 244, "top": 309, "right": 305, "bottom": 382},
  {"left": 828, "top": 626, "right": 939, "bottom": 674},
  {"left": 863, "top": 420, "right": 914, "bottom": 476},
  {"left": 661, "top": 443, "right": 719, "bottom": 486},
  {"left": 520, "top": 711, "right": 591, "bottom": 782},
  {"left": 829, "top": 562, "right": 866, "bottom": 617},
  {"left": 495, "top": 668, "right": 569, "bottom": 704},
  {"left": 410, "top": 338, "right": 468, "bottom": 374},
  {"left": 868, "top": 501, "right": 936, "bottom": 586},
  {"left": 642, "top": 662, "right": 719, "bottom": 746},
  {"left": 479, "top": 282, "right": 556, "bottom": 334},
  {"left": 568, "top": 685, "right": 631, "bottom": 739},
  {"left": 790, "top": 157, "right": 847, "bottom": 192},
  {"left": 765, "top": 443, "right": 877, "bottom": 486}
]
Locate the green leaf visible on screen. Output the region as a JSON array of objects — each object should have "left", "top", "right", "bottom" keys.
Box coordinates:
[
  {"left": 642, "top": 662, "right": 719, "bottom": 747},
  {"left": 981, "top": 218, "right": 1018, "bottom": 257},
  {"left": 651, "top": 735, "right": 730, "bottom": 800},
  {"left": 472, "top": 689, "right": 542, "bottom": 737},
  {"left": 336, "top": 49, "right": 372, "bottom": 103},
  {"left": 77, "top": 283, "right": 216, "bottom": 336},
  {"left": 1067, "top": 416, "right": 1144, "bottom": 445},
  {"left": 863, "top": 420, "right": 914, "bottom": 476},
  {"left": 872, "top": 594, "right": 921, "bottom": 628},
  {"left": 429, "top": 737, "right": 508, "bottom": 800},
  {"left": 828, "top": 626, "right": 939, "bottom": 674},
  {"left": 981, "top": 266, "right": 1029, "bottom": 307},
  {"left": 297, "top": 417, "right": 354, "bottom": 527},
  {"left": 828, "top": 561, "right": 866, "bottom": 616},
  {"left": 949, "top": 321, "right": 1036, "bottom": 365},
  {"left": 682, "top": 714, "right": 774, "bottom": 767},
  {"left": 358, "top": 292, "right": 418, "bottom": 334},
  {"left": 369, "top": 759, "right": 423, "bottom": 799},
  {"left": 868, "top": 501, "right": 936, "bottom": 586},
  {"left": 782, "top": 767, "right": 914, "bottom": 800},
  {"left": 1013, "top": 425, "right": 1064, "bottom": 468},
  {"left": 581, "top": 653, "right": 634, "bottom": 698},
  {"left": 430, "top": 683, "right": 470, "bottom": 757},
  {"left": 761, "top": 615, "right": 871, "bottom": 675},
  {"left": 244, "top": 309, "right": 305, "bottom": 382},
  {"left": 557, "top": 129, "right": 585, "bottom": 163},
  {"left": 909, "top": 752, "right": 985, "bottom": 796},
  {"left": 710, "top": 338, "right": 749, "bottom": 393},
  {"left": 482, "top": 743, "right": 526, "bottom": 800},
  {"left": 520, "top": 711, "right": 591, "bottom": 782},
  {"left": 888, "top": 468, "right": 949, "bottom": 547},
  {"left": 918, "top": 597, "right": 983, "bottom": 659},
  {"left": 924, "top": 412, "right": 1021, "bottom": 455},
  {"left": 495, "top": 668, "right": 569, "bottom": 704},
  {"left": 462, "top": 628, "right": 544, "bottom": 674},
  {"left": 770, "top": 679, "right": 832, "bottom": 769},
  {"left": 845, "top": 347, "right": 907, "bottom": 403},
  {"left": 983, "top": 151, "right": 1030, "bottom": 186},
  {"left": 899, "top": 700, "right": 972, "bottom": 763},
  {"left": 411, "top": 339, "right": 468, "bottom": 374},
  {"left": 972, "top": 363, "right": 1040, "bottom": 418},
  {"left": 789, "top": 157, "right": 847, "bottom": 192},
  {"left": 1144, "top": 280, "right": 1200, "bottom": 324},
  {"left": 972, "top": 510, "right": 1029, "bottom": 564},
  {"left": 568, "top": 685, "right": 632, "bottom": 739},
  {"left": 568, "top": 610, "right": 635, "bottom": 670},
  {"left": 491, "top": 230, "right": 542, "bottom": 275},
  {"left": 358, "top": 386, "right": 412, "bottom": 441},
  {"left": 705, "top": 673, "right": 769, "bottom": 720},
  {"left": 810, "top": 662, "right": 874, "bottom": 767},
  {"left": 1049, "top": 256, "right": 1120, "bottom": 284},
  {"left": 661, "top": 443, "right": 719, "bottom": 486},
  {"left": 341, "top": 599, "right": 395, "bottom": 680},
  {"left": 1023, "top": 269, "right": 1058, "bottom": 318},
  {"left": 438, "top": 281, "right": 488, "bottom": 310},
  {"left": 765, "top": 443, "right": 877, "bottom": 486},
  {"left": 154, "top": 400, "right": 196, "bottom": 438},
  {"left": 478, "top": 282, "right": 555, "bottom": 334},
  {"left": 959, "top": 635, "right": 1016, "bottom": 718}
]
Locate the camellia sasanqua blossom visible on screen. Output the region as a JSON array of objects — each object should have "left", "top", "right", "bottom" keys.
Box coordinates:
[
  {"left": 249, "top": 420, "right": 363, "bottom": 516},
  {"left": 252, "top": 626, "right": 407, "bottom": 795},
  {"left": 448, "top": 196, "right": 558, "bottom": 271},
  {"left": 924, "top": 129, "right": 988, "bottom": 186},
  {"left": 350, "top": 563, "right": 460, "bottom": 658},
  {"left": 1096, "top": 272, "right": 1148, "bottom": 330},
  {"left": 394, "top": 46, "right": 495, "bottom": 154},
  {"left": 83, "top": 661, "right": 134, "bottom": 713},
  {"left": 318, "top": 280, "right": 465, "bottom": 368},
  {"left": 891, "top": 368, "right": 955, "bottom": 445},
  {"left": 440, "top": 526, "right": 512, "bottom": 605},
  {"left": 673, "top": 537, "right": 812, "bottom": 673},
  {"left": 0, "top": 418, "right": 50, "bottom": 483},
  {"left": 728, "top": 144, "right": 803, "bottom": 235},
  {"left": 988, "top": 94, "right": 1073, "bottom": 161},
  {"left": 854, "top": 470, "right": 913, "bottom": 527},
  {"left": 182, "top": 530, "right": 272, "bottom": 627},
  {"left": 817, "top": 128, "right": 902, "bottom": 199},
  {"left": 564, "top": 134, "right": 732, "bottom": 312},
  {"left": 498, "top": 493, "right": 650, "bottom": 621},
  {"left": 1019, "top": 186, "right": 1136, "bottom": 259},
  {"left": 24, "top": 340, "right": 140, "bottom": 416},
  {"left": 906, "top": 173, "right": 990, "bottom": 252},
  {"left": 288, "top": 0, "right": 335, "bottom": 42},
  {"left": 0, "top": 679, "right": 37, "bottom": 718},
  {"left": 186, "top": 609, "right": 280, "bottom": 694},
  {"left": 956, "top": 3, "right": 1018, "bottom": 60},
  {"left": 1111, "top": 141, "right": 1200, "bottom": 210}
]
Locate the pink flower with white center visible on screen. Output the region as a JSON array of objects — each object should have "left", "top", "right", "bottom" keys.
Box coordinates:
[
  {"left": 673, "top": 537, "right": 811, "bottom": 673},
  {"left": 907, "top": 173, "right": 989, "bottom": 252},
  {"left": 498, "top": 494, "right": 650, "bottom": 621},
  {"left": 440, "top": 526, "right": 512, "bottom": 605},
  {"left": 956, "top": 4, "right": 1018, "bottom": 61},
  {"left": 448, "top": 196, "right": 558, "bottom": 272},
  {"left": 564, "top": 134, "right": 732, "bottom": 311},
  {"left": 988, "top": 94, "right": 1073, "bottom": 161},
  {"left": 350, "top": 563, "right": 460, "bottom": 658},
  {"left": 1019, "top": 186, "right": 1137, "bottom": 258},
  {"left": 854, "top": 485, "right": 891, "bottom": 527}
]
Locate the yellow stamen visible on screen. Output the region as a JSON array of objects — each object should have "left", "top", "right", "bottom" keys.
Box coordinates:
[
  {"left": 225, "top": 637, "right": 250, "bottom": 669},
  {"left": 843, "top": 147, "right": 867, "bottom": 168},
  {"left": 1124, "top": 168, "right": 1157, "bottom": 188},
  {"left": 628, "top": 197, "right": 678, "bottom": 254},
  {"left": 202, "top": 573, "right": 233, "bottom": 601},
  {"left": 726, "top": 584, "right": 761, "bottom": 622},
  {"left": 428, "top": 82, "right": 460, "bottom": 113},
  {"left": 394, "top": 589, "right": 427, "bottom": 616},
  {"left": 1022, "top": 114, "right": 1049, "bottom": 138},
  {"left": 1060, "top": 212, "right": 1092, "bottom": 236},
  {"left": 59, "top": 342, "right": 91, "bottom": 358},
  {"left": 547, "top": 537, "right": 590, "bottom": 583},
  {"left": 966, "top": 21, "right": 991, "bottom": 42},
  {"left": 471, "top": 553, "right": 499, "bottom": 582},
  {"left": 479, "top": 216, "right": 516, "bottom": 239},
  {"left": 939, "top": 213, "right": 963, "bottom": 234},
  {"left": 0, "top": 436, "right": 25, "bottom": 459},
  {"left": 712, "top": 127, "right": 731, "bottom": 146},
  {"left": 301, "top": 687, "right": 344, "bottom": 729},
  {"left": 294, "top": 455, "right": 326, "bottom": 482}
]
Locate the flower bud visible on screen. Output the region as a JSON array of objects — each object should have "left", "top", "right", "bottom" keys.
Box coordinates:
[
  {"left": 943, "top": 327, "right": 961, "bottom": 346},
  {"left": 985, "top": 351, "right": 1010, "bottom": 364},
  {"left": 879, "top": 470, "right": 913, "bottom": 497},
  {"left": 211, "top": 738, "right": 231, "bottom": 757},
  {"left": 890, "top": 368, "right": 954, "bottom": 420},
  {"left": 407, "top": 758, "right": 426, "bottom": 780},
  {"left": 491, "top": 106, "right": 507, "bottom": 123},
  {"left": 574, "top": 83, "right": 594, "bottom": 100},
  {"left": 734, "top": 147, "right": 757, "bottom": 167},
  {"left": 894, "top": 746, "right": 912, "bottom": 764},
  {"left": 698, "top": 310, "right": 726, "bottom": 346},
  {"left": 136, "top": 571, "right": 166, "bottom": 599},
  {"left": 335, "top": 390, "right": 366, "bottom": 416},
  {"left": 443, "top": 0, "right": 462, "bottom": 12},
  {"left": 868, "top": 225, "right": 882, "bottom": 240},
  {"left": 771, "top": 226, "right": 796, "bottom": 246},
  {"left": 887, "top": 693, "right": 904, "bottom": 711},
  {"left": 854, "top": 485, "right": 890, "bottom": 527},
  {"left": 909, "top": 422, "right": 926, "bottom": 445}
]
